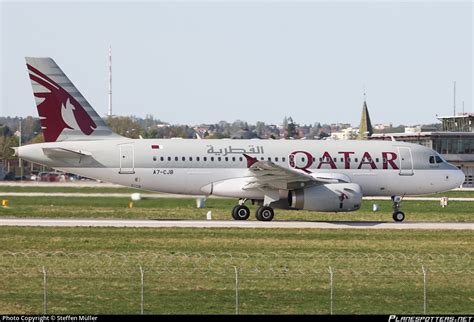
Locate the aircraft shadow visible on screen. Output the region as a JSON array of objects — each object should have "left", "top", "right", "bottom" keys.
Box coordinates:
[{"left": 282, "top": 220, "right": 390, "bottom": 226}]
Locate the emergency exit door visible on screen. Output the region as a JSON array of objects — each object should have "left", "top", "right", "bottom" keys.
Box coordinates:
[{"left": 119, "top": 144, "right": 135, "bottom": 174}]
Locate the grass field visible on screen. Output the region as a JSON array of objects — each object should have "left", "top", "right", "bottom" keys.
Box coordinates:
[
  {"left": 0, "top": 227, "right": 472, "bottom": 314},
  {"left": 0, "top": 186, "right": 472, "bottom": 314}
]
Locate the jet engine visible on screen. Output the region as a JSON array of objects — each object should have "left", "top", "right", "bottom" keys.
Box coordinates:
[{"left": 288, "top": 183, "right": 362, "bottom": 212}]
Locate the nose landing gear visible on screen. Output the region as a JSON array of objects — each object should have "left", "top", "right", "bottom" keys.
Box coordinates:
[{"left": 391, "top": 195, "right": 405, "bottom": 222}]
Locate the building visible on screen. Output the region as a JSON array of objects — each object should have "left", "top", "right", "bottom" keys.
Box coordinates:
[
  {"left": 330, "top": 127, "right": 358, "bottom": 140},
  {"left": 230, "top": 129, "right": 258, "bottom": 140},
  {"left": 437, "top": 114, "right": 474, "bottom": 132}
]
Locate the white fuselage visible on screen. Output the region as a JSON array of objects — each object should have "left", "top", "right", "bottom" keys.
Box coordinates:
[{"left": 18, "top": 139, "right": 465, "bottom": 199}]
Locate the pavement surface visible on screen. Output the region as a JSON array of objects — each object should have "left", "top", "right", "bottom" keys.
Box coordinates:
[{"left": 0, "top": 218, "right": 471, "bottom": 230}]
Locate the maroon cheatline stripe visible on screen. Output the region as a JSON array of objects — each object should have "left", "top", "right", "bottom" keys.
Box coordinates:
[{"left": 151, "top": 145, "right": 160, "bottom": 149}]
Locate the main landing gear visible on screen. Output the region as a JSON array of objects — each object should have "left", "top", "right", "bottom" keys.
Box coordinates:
[
  {"left": 231, "top": 199, "right": 275, "bottom": 221},
  {"left": 256, "top": 206, "right": 274, "bottom": 221},
  {"left": 231, "top": 204, "right": 251, "bottom": 220},
  {"left": 391, "top": 195, "right": 405, "bottom": 222}
]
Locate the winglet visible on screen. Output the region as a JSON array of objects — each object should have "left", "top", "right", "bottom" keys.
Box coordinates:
[{"left": 243, "top": 154, "right": 258, "bottom": 168}]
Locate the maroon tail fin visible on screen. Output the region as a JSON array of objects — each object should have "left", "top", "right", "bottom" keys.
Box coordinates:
[{"left": 25, "top": 57, "right": 119, "bottom": 142}]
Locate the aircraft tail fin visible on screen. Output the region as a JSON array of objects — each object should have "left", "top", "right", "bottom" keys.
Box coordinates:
[{"left": 25, "top": 57, "right": 121, "bottom": 142}]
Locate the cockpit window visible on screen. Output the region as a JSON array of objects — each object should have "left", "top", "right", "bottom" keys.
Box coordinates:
[{"left": 430, "top": 155, "right": 444, "bottom": 164}]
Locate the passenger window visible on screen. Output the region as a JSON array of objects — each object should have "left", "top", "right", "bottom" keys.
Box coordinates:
[
  {"left": 196, "top": 157, "right": 200, "bottom": 162},
  {"left": 168, "top": 157, "right": 171, "bottom": 161},
  {"left": 225, "top": 157, "right": 228, "bottom": 162},
  {"left": 282, "top": 157, "right": 286, "bottom": 162},
  {"left": 268, "top": 157, "right": 272, "bottom": 161},
  {"left": 153, "top": 156, "right": 157, "bottom": 161},
  {"left": 218, "top": 157, "right": 221, "bottom": 162},
  {"left": 210, "top": 157, "right": 214, "bottom": 162},
  {"left": 204, "top": 157, "right": 207, "bottom": 162},
  {"left": 175, "top": 157, "right": 178, "bottom": 161},
  {"left": 182, "top": 157, "right": 185, "bottom": 161},
  {"left": 275, "top": 157, "right": 279, "bottom": 162},
  {"left": 375, "top": 158, "right": 379, "bottom": 163},
  {"left": 355, "top": 158, "right": 358, "bottom": 163},
  {"left": 160, "top": 157, "right": 164, "bottom": 162},
  {"left": 239, "top": 157, "right": 243, "bottom": 162},
  {"left": 232, "top": 157, "right": 236, "bottom": 162},
  {"left": 189, "top": 157, "right": 193, "bottom": 161},
  {"left": 260, "top": 157, "right": 264, "bottom": 161}
]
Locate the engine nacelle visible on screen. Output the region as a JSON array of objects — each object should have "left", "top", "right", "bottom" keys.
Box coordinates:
[{"left": 288, "top": 183, "right": 362, "bottom": 212}]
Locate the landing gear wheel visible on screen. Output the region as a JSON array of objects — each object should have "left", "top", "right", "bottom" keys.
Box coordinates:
[
  {"left": 393, "top": 211, "right": 405, "bottom": 222},
  {"left": 232, "top": 205, "right": 250, "bottom": 220},
  {"left": 391, "top": 196, "right": 405, "bottom": 222},
  {"left": 256, "top": 206, "right": 274, "bottom": 221}
]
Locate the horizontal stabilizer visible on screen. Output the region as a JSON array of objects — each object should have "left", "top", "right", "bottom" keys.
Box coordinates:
[{"left": 42, "top": 147, "right": 92, "bottom": 159}]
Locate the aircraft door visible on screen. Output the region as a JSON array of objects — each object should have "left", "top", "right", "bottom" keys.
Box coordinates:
[
  {"left": 398, "top": 147, "right": 414, "bottom": 176},
  {"left": 119, "top": 144, "right": 135, "bottom": 174}
]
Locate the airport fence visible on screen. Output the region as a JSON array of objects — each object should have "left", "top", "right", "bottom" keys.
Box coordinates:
[{"left": 0, "top": 251, "right": 472, "bottom": 314}]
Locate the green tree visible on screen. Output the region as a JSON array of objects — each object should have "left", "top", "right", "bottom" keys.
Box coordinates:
[
  {"left": 27, "top": 133, "right": 45, "bottom": 145},
  {"left": 255, "top": 121, "right": 266, "bottom": 137},
  {"left": 0, "top": 125, "right": 12, "bottom": 137},
  {"left": 21, "top": 116, "right": 41, "bottom": 142},
  {"left": 105, "top": 116, "right": 144, "bottom": 138},
  {"left": 286, "top": 117, "right": 297, "bottom": 139},
  {"left": 0, "top": 134, "right": 19, "bottom": 160}
]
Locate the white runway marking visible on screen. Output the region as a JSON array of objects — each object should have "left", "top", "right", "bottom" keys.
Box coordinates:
[{"left": 0, "top": 219, "right": 471, "bottom": 230}]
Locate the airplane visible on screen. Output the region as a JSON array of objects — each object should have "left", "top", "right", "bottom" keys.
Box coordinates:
[{"left": 16, "top": 57, "right": 465, "bottom": 222}]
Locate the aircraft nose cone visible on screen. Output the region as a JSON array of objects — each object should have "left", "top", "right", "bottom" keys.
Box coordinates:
[{"left": 453, "top": 170, "right": 465, "bottom": 188}]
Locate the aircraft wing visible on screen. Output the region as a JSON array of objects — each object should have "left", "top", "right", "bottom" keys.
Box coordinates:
[{"left": 243, "top": 154, "right": 349, "bottom": 191}]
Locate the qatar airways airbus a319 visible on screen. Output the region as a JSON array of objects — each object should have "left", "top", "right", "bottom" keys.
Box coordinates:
[{"left": 16, "top": 58, "right": 465, "bottom": 222}]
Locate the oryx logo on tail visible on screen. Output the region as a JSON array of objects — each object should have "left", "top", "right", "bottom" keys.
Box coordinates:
[{"left": 27, "top": 63, "right": 97, "bottom": 142}]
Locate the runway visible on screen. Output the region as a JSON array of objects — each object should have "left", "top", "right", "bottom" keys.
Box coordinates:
[{"left": 0, "top": 218, "right": 471, "bottom": 230}]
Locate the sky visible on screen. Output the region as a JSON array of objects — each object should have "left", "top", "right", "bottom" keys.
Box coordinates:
[{"left": 0, "top": 0, "right": 472, "bottom": 127}]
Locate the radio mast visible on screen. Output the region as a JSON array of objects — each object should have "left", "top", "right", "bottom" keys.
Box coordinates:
[
  {"left": 453, "top": 81, "right": 456, "bottom": 116},
  {"left": 108, "top": 46, "right": 112, "bottom": 117}
]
